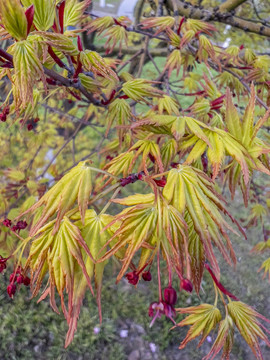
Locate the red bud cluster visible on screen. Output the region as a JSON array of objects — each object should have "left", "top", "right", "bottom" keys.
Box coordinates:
[
  {"left": 0, "top": 106, "right": 10, "bottom": 122},
  {"left": 7, "top": 266, "right": 31, "bottom": 298}
]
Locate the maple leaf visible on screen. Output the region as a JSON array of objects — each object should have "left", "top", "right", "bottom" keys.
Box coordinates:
[
  {"left": 22, "top": 0, "right": 55, "bottom": 31},
  {"left": 176, "top": 304, "right": 222, "bottom": 349},
  {"left": 18, "top": 161, "right": 115, "bottom": 235},
  {"left": 228, "top": 301, "right": 270, "bottom": 360},
  {"left": 163, "top": 165, "right": 243, "bottom": 275},
  {"left": 203, "top": 315, "right": 235, "bottom": 360}
]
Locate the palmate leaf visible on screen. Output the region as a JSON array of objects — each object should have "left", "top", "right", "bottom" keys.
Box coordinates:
[
  {"left": 122, "top": 79, "right": 163, "bottom": 103},
  {"left": 259, "top": 257, "right": 270, "bottom": 281},
  {"left": 203, "top": 316, "right": 235, "bottom": 360},
  {"left": 161, "top": 139, "right": 178, "bottom": 169},
  {"left": 99, "top": 201, "right": 159, "bottom": 282},
  {"left": 12, "top": 40, "right": 46, "bottom": 108},
  {"left": 180, "top": 128, "right": 253, "bottom": 183},
  {"left": 38, "top": 32, "right": 79, "bottom": 56},
  {"left": 99, "top": 193, "right": 188, "bottom": 283},
  {"left": 19, "top": 161, "right": 96, "bottom": 235},
  {"left": 22, "top": 0, "right": 55, "bottom": 31},
  {"left": 228, "top": 301, "right": 270, "bottom": 360},
  {"left": 0, "top": 0, "right": 27, "bottom": 40},
  {"left": 64, "top": 210, "right": 114, "bottom": 347},
  {"left": 223, "top": 84, "right": 270, "bottom": 196},
  {"left": 129, "top": 139, "right": 164, "bottom": 174},
  {"left": 134, "top": 115, "right": 211, "bottom": 145},
  {"left": 103, "top": 151, "right": 135, "bottom": 177},
  {"left": 80, "top": 50, "right": 118, "bottom": 80},
  {"left": 25, "top": 216, "right": 94, "bottom": 347},
  {"left": 176, "top": 304, "right": 222, "bottom": 349},
  {"left": 140, "top": 16, "right": 175, "bottom": 34},
  {"left": 187, "top": 217, "right": 205, "bottom": 294},
  {"left": 163, "top": 165, "right": 242, "bottom": 275},
  {"left": 105, "top": 98, "right": 131, "bottom": 137},
  {"left": 64, "top": 0, "right": 91, "bottom": 27},
  {"left": 157, "top": 95, "right": 180, "bottom": 116}
]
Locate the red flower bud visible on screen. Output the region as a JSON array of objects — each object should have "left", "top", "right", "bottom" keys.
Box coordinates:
[
  {"left": 125, "top": 271, "right": 139, "bottom": 285},
  {"left": 0, "top": 263, "right": 6, "bottom": 273},
  {"left": 23, "top": 276, "right": 31, "bottom": 286},
  {"left": 142, "top": 271, "right": 152, "bottom": 282},
  {"left": 3, "top": 218, "right": 12, "bottom": 227},
  {"left": 16, "top": 220, "right": 28, "bottom": 230},
  {"left": 153, "top": 178, "right": 167, "bottom": 187},
  {"left": 27, "top": 124, "right": 34, "bottom": 131},
  {"left": 9, "top": 273, "right": 17, "bottom": 283},
  {"left": 16, "top": 275, "right": 24, "bottom": 284},
  {"left": 181, "top": 278, "right": 193, "bottom": 293},
  {"left": 7, "top": 283, "right": 16, "bottom": 298},
  {"left": 163, "top": 286, "right": 177, "bottom": 306}
]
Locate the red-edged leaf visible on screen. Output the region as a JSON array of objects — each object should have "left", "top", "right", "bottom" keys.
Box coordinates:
[
  {"left": 25, "top": 5, "right": 35, "bottom": 35},
  {"left": 58, "top": 0, "right": 65, "bottom": 34}
]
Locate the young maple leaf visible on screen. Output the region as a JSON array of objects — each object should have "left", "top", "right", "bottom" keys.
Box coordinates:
[
  {"left": 12, "top": 40, "right": 46, "bottom": 109},
  {"left": 203, "top": 315, "right": 235, "bottom": 360},
  {"left": 176, "top": 304, "right": 222, "bottom": 349},
  {"left": 18, "top": 161, "right": 97, "bottom": 235},
  {"left": 224, "top": 85, "right": 270, "bottom": 203},
  {"left": 0, "top": 0, "right": 27, "bottom": 41},
  {"left": 122, "top": 79, "right": 163, "bottom": 103},
  {"left": 228, "top": 301, "right": 270, "bottom": 360},
  {"left": 164, "top": 49, "right": 182, "bottom": 76},
  {"left": 163, "top": 165, "right": 244, "bottom": 275},
  {"left": 86, "top": 16, "right": 115, "bottom": 35},
  {"left": 140, "top": 16, "right": 175, "bottom": 35}
]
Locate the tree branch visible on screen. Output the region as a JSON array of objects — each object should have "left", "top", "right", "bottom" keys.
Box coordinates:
[
  {"left": 218, "top": 0, "right": 247, "bottom": 13},
  {"left": 165, "top": 0, "right": 270, "bottom": 38}
]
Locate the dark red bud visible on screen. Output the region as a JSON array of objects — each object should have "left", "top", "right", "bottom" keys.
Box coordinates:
[
  {"left": 3, "top": 218, "right": 12, "bottom": 227},
  {"left": 125, "top": 271, "right": 139, "bottom": 285},
  {"left": 33, "top": 117, "right": 39, "bottom": 123},
  {"left": 181, "top": 278, "right": 193, "bottom": 293},
  {"left": 142, "top": 271, "right": 152, "bottom": 281},
  {"left": 163, "top": 286, "right": 177, "bottom": 306},
  {"left": 7, "top": 283, "right": 16, "bottom": 298},
  {"left": 153, "top": 178, "right": 167, "bottom": 187},
  {"left": 0, "top": 263, "right": 6, "bottom": 273},
  {"left": 23, "top": 276, "right": 31, "bottom": 286},
  {"left": 16, "top": 220, "right": 28, "bottom": 230},
  {"left": 9, "top": 273, "right": 17, "bottom": 283},
  {"left": 16, "top": 275, "right": 24, "bottom": 284},
  {"left": 27, "top": 124, "right": 34, "bottom": 131}
]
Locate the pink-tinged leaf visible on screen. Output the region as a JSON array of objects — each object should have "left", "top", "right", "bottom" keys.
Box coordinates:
[
  {"left": 48, "top": 45, "right": 66, "bottom": 68},
  {"left": 25, "top": 5, "right": 35, "bottom": 35},
  {"left": 188, "top": 233, "right": 205, "bottom": 294},
  {"left": 204, "top": 263, "right": 239, "bottom": 300},
  {"left": 58, "top": 1, "right": 65, "bottom": 34}
]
